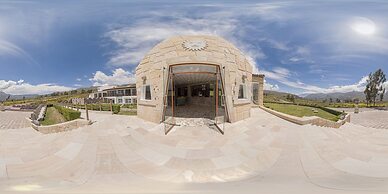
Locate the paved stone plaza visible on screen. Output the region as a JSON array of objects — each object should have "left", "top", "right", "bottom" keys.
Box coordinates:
[
  {"left": 0, "top": 111, "right": 31, "bottom": 130},
  {"left": 0, "top": 109, "right": 388, "bottom": 193},
  {"left": 350, "top": 110, "right": 388, "bottom": 129}
]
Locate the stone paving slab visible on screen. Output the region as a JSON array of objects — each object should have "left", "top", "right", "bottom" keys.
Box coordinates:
[
  {"left": 0, "top": 109, "right": 387, "bottom": 193},
  {"left": 0, "top": 111, "right": 31, "bottom": 130},
  {"left": 350, "top": 110, "right": 388, "bottom": 129}
]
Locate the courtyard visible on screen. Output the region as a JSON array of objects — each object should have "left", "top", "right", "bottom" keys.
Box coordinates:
[
  {"left": 0, "top": 111, "right": 30, "bottom": 130},
  {"left": 0, "top": 108, "right": 388, "bottom": 193}
]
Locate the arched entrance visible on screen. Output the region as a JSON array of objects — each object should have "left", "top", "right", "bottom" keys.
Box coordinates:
[{"left": 163, "top": 64, "right": 228, "bottom": 135}]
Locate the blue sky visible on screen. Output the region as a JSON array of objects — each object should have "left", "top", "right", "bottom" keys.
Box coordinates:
[{"left": 0, "top": 0, "right": 387, "bottom": 95}]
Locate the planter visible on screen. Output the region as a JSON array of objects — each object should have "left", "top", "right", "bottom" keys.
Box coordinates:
[
  {"left": 31, "top": 118, "right": 91, "bottom": 134},
  {"left": 260, "top": 106, "right": 350, "bottom": 128}
]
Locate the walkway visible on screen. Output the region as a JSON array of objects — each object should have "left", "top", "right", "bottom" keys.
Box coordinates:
[
  {"left": 0, "top": 109, "right": 387, "bottom": 193},
  {"left": 350, "top": 110, "right": 388, "bottom": 129},
  {"left": 0, "top": 111, "right": 31, "bottom": 130}
]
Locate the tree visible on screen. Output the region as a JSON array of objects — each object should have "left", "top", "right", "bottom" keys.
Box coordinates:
[
  {"left": 381, "top": 88, "right": 386, "bottom": 102},
  {"left": 364, "top": 69, "right": 386, "bottom": 106},
  {"left": 364, "top": 73, "right": 373, "bottom": 106}
]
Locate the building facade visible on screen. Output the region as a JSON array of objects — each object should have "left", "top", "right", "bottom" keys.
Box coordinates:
[
  {"left": 135, "top": 35, "right": 264, "bottom": 124},
  {"left": 88, "top": 84, "right": 137, "bottom": 104}
]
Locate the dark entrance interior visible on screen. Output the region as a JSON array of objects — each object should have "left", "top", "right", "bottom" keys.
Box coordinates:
[{"left": 163, "top": 64, "right": 227, "bottom": 134}]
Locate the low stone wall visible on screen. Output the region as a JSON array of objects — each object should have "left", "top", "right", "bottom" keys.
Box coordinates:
[
  {"left": 260, "top": 106, "right": 350, "bottom": 128},
  {"left": 31, "top": 119, "right": 91, "bottom": 134},
  {"left": 120, "top": 108, "right": 137, "bottom": 112}
]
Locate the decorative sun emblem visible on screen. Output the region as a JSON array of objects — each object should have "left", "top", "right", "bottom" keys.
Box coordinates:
[{"left": 182, "top": 40, "right": 207, "bottom": 51}]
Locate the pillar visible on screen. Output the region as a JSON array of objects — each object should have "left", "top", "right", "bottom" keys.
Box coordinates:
[
  {"left": 258, "top": 74, "right": 265, "bottom": 106},
  {"left": 252, "top": 74, "right": 265, "bottom": 106}
]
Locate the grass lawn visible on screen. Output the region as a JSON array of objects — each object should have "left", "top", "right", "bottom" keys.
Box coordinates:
[
  {"left": 118, "top": 111, "right": 137, "bottom": 116},
  {"left": 264, "top": 103, "right": 340, "bottom": 122},
  {"left": 41, "top": 107, "right": 66, "bottom": 126}
]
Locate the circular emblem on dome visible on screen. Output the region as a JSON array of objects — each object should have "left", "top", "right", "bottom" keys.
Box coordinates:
[{"left": 182, "top": 40, "right": 207, "bottom": 51}]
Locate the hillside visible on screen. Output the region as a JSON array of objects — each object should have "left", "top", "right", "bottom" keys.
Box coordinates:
[
  {"left": 0, "top": 91, "right": 37, "bottom": 102},
  {"left": 0, "top": 92, "right": 9, "bottom": 101},
  {"left": 305, "top": 91, "right": 388, "bottom": 101},
  {"left": 264, "top": 90, "right": 301, "bottom": 103}
]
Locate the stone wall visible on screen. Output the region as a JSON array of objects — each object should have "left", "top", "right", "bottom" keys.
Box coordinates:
[
  {"left": 136, "top": 35, "right": 254, "bottom": 123},
  {"left": 260, "top": 106, "right": 350, "bottom": 128},
  {"left": 31, "top": 119, "right": 91, "bottom": 134},
  {"left": 252, "top": 74, "right": 265, "bottom": 106}
]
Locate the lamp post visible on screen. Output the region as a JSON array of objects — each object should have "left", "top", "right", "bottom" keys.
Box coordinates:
[
  {"left": 85, "top": 103, "right": 89, "bottom": 121},
  {"left": 110, "top": 99, "right": 113, "bottom": 114}
]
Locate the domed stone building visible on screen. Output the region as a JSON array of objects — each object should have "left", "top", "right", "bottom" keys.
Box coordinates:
[{"left": 135, "top": 35, "right": 264, "bottom": 132}]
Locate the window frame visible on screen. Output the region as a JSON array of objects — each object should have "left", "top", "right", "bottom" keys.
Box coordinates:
[
  {"left": 238, "top": 84, "right": 247, "bottom": 99},
  {"left": 141, "top": 85, "right": 152, "bottom": 101}
]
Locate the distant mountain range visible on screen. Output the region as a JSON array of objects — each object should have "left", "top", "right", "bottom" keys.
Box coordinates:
[
  {"left": 265, "top": 90, "right": 388, "bottom": 102},
  {"left": 0, "top": 91, "right": 38, "bottom": 102},
  {"left": 304, "top": 91, "right": 388, "bottom": 101}
]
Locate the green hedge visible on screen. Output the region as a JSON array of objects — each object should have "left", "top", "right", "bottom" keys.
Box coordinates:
[
  {"left": 318, "top": 106, "right": 343, "bottom": 116},
  {"left": 54, "top": 105, "right": 81, "bottom": 121}
]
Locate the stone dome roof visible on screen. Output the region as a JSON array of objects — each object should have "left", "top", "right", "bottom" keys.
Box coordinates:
[{"left": 136, "top": 35, "right": 253, "bottom": 73}]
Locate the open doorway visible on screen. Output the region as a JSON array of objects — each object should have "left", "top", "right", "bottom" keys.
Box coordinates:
[{"left": 163, "top": 64, "right": 227, "bottom": 135}]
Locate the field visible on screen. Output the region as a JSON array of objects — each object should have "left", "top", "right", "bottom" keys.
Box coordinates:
[
  {"left": 264, "top": 102, "right": 341, "bottom": 121},
  {"left": 264, "top": 91, "right": 388, "bottom": 108}
]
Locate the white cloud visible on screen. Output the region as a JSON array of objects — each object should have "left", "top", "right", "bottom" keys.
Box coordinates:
[
  {"left": 105, "top": 18, "right": 243, "bottom": 66},
  {"left": 0, "top": 79, "right": 73, "bottom": 95},
  {"left": 273, "top": 67, "right": 290, "bottom": 77},
  {"left": 89, "top": 68, "right": 135, "bottom": 86},
  {"left": 264, "top": 80, "right": 279, "bottom": 91},
  {"left": 0, "top": 39, "right": 38, "bottom": 65},
  {"left": 260, "top": 38, "right": 290, "bottom": 51},
  {"left": 0, "top": 40, "right": 25, "bottom": 56},
  {"left": 102, "top": 4, "right": 289, "bottom": 69},
  {"left": 76, "top": 78, "right": 82, "bottom": 81},
  {"left": 261, "top": 67, "right": 381, "bottom": 94}
]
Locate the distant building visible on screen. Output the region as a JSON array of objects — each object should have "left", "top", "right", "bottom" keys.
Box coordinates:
[
  {"left": 88, "top": 84, "right": 137, "bottom": 104},
  {"left": 71, "top": 98, "right": 86, "bottom": 105},
  {"left": 89, "top": 91, "right": 107, "bottom": 99}
]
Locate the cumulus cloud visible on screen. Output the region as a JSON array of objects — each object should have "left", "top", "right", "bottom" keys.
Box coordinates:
[
  {"left": 264, "top": 80, "right": 279, "bottom": 91},
  {"left": 0, "top": 79, "right": 73, "bottom": 95},
  {"left": 89, "top": 68, "right": 135, "bottom": 86}
]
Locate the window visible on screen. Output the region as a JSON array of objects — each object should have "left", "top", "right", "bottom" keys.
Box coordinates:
[
  {"left": 142, "top": 85, "right": 152, "bottom": 100},
  {"left": 131, "top": 88, "right": 137, "bottom": 96},
  {"left": 118, "top": 98, "right": 123, "bottom": 104},
  {"left": 238, "top": 84, "right": 247, "bottom": 99},
  {"left": 125, "top": 99, "right": 131, "bottom": 104},
  {"left": 125, "top": 89, "right": 130, "bottom": 96}
]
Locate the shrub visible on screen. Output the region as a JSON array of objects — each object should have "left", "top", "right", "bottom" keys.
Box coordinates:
[
  {"left": 72, "top": 103, "right": 122, "bottom": 114},
  {"left": 54, "top": 105, "right": 81, "bottom": 121},
  {"left": 112, "top": 104, "right": 120, "bottom": 114}
]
